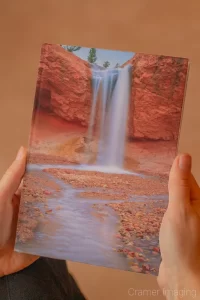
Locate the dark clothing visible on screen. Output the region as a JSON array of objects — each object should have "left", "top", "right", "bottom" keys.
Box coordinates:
[{"left": 0, "top": 257, "right": 86, "bottom": 300}]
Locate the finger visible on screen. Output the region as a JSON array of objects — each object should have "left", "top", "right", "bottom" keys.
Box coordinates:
[
  {"left": 189, "top": 174, "right": 200, "bottom": 217},
  {"left": 157, "top": 261, "right": 166, "bottom": 291},
  {"left": 0, "top": 147, "right": 27, "bottom": 200},
  {"left": 190, "top": 174, "right": 200, "bottom": 201},
  {"left": 168, "top": 153, "right": 192, "bottom": 209},
  {"left": 15, "top": 180, "right": 24, "bottom": 198}
]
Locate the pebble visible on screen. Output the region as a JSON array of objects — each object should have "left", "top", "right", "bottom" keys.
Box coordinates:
[
  {"left": 44, "top": 190, "right": 52, "bottom": 196},
  {"left": 153, "top": 247, "right": 160, "bottom": 253},
  {"left": 131, "top": 265, "right": 142, "bottom": 273},
  {"left": 45, "top": 209, "right": 53, "bottom": 214}
]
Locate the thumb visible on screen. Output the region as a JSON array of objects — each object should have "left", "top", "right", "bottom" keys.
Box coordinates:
[
  {"left": 168, "top": 153, "right": 192, "bottom": 209},
  {"left": 0, "top": 147, "right": 27, "bottom": 200}
]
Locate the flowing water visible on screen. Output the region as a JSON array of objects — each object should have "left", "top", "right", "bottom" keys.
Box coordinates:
[
  {"left": 16, "top": 169, "right": 131, "bottom": 270},
  {"left": 16, "top": 167, "right": 167, "bottom": 271},
  {"left": 88, "top": 65, "right": 132, "bottom": 169},
  {"left": 26, "top": 163, "right": 149, "bottom": 177}
]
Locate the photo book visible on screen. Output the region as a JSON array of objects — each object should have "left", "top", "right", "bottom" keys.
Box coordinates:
[{"left": 14, "top": 43, "right": 189, "bottom": 276}]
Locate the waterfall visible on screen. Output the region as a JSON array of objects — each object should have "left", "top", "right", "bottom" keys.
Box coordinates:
[
  {"left": 88, "top": 64, "right": 132, "bottom": 169},
  {"left": 87, "top": 76, "right": 101, "bottom": 143}
]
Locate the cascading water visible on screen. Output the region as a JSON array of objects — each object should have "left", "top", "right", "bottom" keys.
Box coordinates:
[
  {"left": 88, "top": 64, "right": 132, "bottom": 170},
  {"left": 103, "top": 65, "right": 132, "bottom": 167},
  {"left": 87, "top": 76, "right": 101, "bottom": 143}
]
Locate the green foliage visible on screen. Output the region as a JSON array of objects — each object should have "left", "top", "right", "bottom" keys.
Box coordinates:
[
  {"left": 61, "top": 45, "right": 81, "bottom": 52},
  {"left": 88, "top": 48, "right": 97, "bottom": 63},
  {"left": 67, "top": 46, "right": 81, "bottom": 52},
  {"left": 115, "top": 63, "right": 120, "bottom": 68},
  {"left": 103, "top": 61, "right": 110, "bottom": 68}
]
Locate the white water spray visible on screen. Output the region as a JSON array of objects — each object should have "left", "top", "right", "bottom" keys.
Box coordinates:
[{"left": 88, "top": 64, "right": 132, "bottom": 169}]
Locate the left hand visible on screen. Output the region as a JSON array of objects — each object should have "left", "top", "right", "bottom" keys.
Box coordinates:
[{"left": 0, "top": 146, "right": 38, "bottom": 277}]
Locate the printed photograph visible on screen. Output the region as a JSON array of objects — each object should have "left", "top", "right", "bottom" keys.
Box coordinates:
[{"left": 15, "top": 43, "right": 189, "bottom": 276}]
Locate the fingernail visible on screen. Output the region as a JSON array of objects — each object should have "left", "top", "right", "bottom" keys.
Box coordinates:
[
  {"left": 178, "top": 154, "right": 191, "bottom": 171},
  {"left": 16, "top": 147, "right": 24, "bottom": 161}
]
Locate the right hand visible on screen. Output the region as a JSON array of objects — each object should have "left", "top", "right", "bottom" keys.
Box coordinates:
[{"left": 158, "top": 154, "right": 200, "bottom": 299}]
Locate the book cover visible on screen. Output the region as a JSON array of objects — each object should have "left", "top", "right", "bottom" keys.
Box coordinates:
[{"left": 15, "top": 43, "right": 189, "bottom": 276}]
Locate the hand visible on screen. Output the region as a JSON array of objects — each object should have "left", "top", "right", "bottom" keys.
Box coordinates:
[
  {"left": 158, "top": 154, "right": 200, "bottom": 299},
  {"left": 0, "top": 146, "right": 38, "bottom": 277}
]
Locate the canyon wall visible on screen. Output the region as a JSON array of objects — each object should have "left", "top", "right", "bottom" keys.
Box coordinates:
[
  {"left": 34, "top": 44, "right": 188, "bottom": 141},
  {"left": 126, "top": 54, "right": 188, "bottom": 141},
  {"left": 34, "top": 43, "right": 92, "bottom": 126}
]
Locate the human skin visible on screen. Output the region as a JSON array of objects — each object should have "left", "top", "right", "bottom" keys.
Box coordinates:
[
  {"left": 158, "top": 154, "right": 200, "bottom": 299},
  {"left": 0, "top": 147, "right": 38, "bottom": 277}
]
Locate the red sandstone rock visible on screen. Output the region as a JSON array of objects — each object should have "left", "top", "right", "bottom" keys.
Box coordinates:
[
  {"left": 142, "top": 264, "right": 150, "bottom": 271},
  {"left": 35, "top": 44, "right": 188, "bottom": 141},
  {"left": 45, "top": 209, "right": 53, "bottom": 214},
  {"left": 35, "top": 43, "right": 92, "bottom": 127},
  {"left": 153, "top": 247, "right": 160, "bottom": 253},
  {"left": 44, "top": 190, "right": 52, "bottom": 195},
  {"left": 125, "top": 54, "right": 189, "bottom": 140},
  {"left": 129, "top": 251, "right": 135, "bottom": 257},
  {"left": 131, "top": 265, "right": 142, "bottom": 273}
]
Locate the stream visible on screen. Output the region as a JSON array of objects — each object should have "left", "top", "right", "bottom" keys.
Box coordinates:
[{"left": 16, "top": 163, "right": 168, "bottom": 272}]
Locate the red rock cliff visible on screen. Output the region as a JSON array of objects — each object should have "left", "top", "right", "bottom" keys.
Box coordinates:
[
  {"left": 126, "top": 54, "right": 188, "bottom": 141},
  {"left": 35, "top": 45, "right": 188, "bottom": 141},
  {"left": 34, "top": 43, "right": 92, "bottom": 126}
]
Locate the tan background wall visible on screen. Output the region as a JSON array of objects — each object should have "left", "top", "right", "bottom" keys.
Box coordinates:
[{"left": 0, "top": 1, "right": 199, "bottom": 299}]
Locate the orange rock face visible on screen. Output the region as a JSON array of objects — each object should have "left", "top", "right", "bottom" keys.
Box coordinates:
[
  {"left": 34, "top": 43, "right": 92, "bottom": 126},
  {"left": 126, "top": 54, "right": 189, "bottom": 141},
  {"left": 35, "top": 44, "right": 188, "bottom": 141}
]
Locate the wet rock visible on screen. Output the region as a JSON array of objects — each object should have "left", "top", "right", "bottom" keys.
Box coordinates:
[
  {"left": 56, "top": 205, "right": 62, "bottom": 210},
  {"left": 153, "top": 247, "right": 160, "bottom": 253},
  {"left": 136, "top": 247, "right": 143, "bottom": 252},
  {"left": 115, "top": 234, "right": 121, "bottom": 239},
  {"left": 142, "top": 264, "right": 150, "bottom": 271},
  {"left": 137, "top": 257, "right": 146, "bottom": 262},
  {"left": 125, "top": 227, "right": 132, "bottom": 232},
  {"left": 44, "top": 190, "right": 52, "bottom": 196},
  {"left": 129, "top": 251, "right": 135, "bottom": 257},
  {"left": 45, "top": 209, "right": 53, "bottom": 214},
  {"left": 117, "top": 249, "right": 123, "bottom": 253}
]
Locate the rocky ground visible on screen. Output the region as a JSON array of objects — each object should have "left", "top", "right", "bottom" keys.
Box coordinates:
[
  {"left": 106, "top": 200, "right": 166, "bottom": 274},
  {"left": 42, "top": 167, "right": 168, "bottom": 275},
  {"left": 17, "top": 165, "right": 167, "bottom": 275},
  {"left": 16, "top": 172, "right": 62, "bottom": 242},
  {"left": 44, "top": 168, "right": 167, "bottom": 197},
  {"left": 91, "top": 200, "right": 166, "bottom": 274}
]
